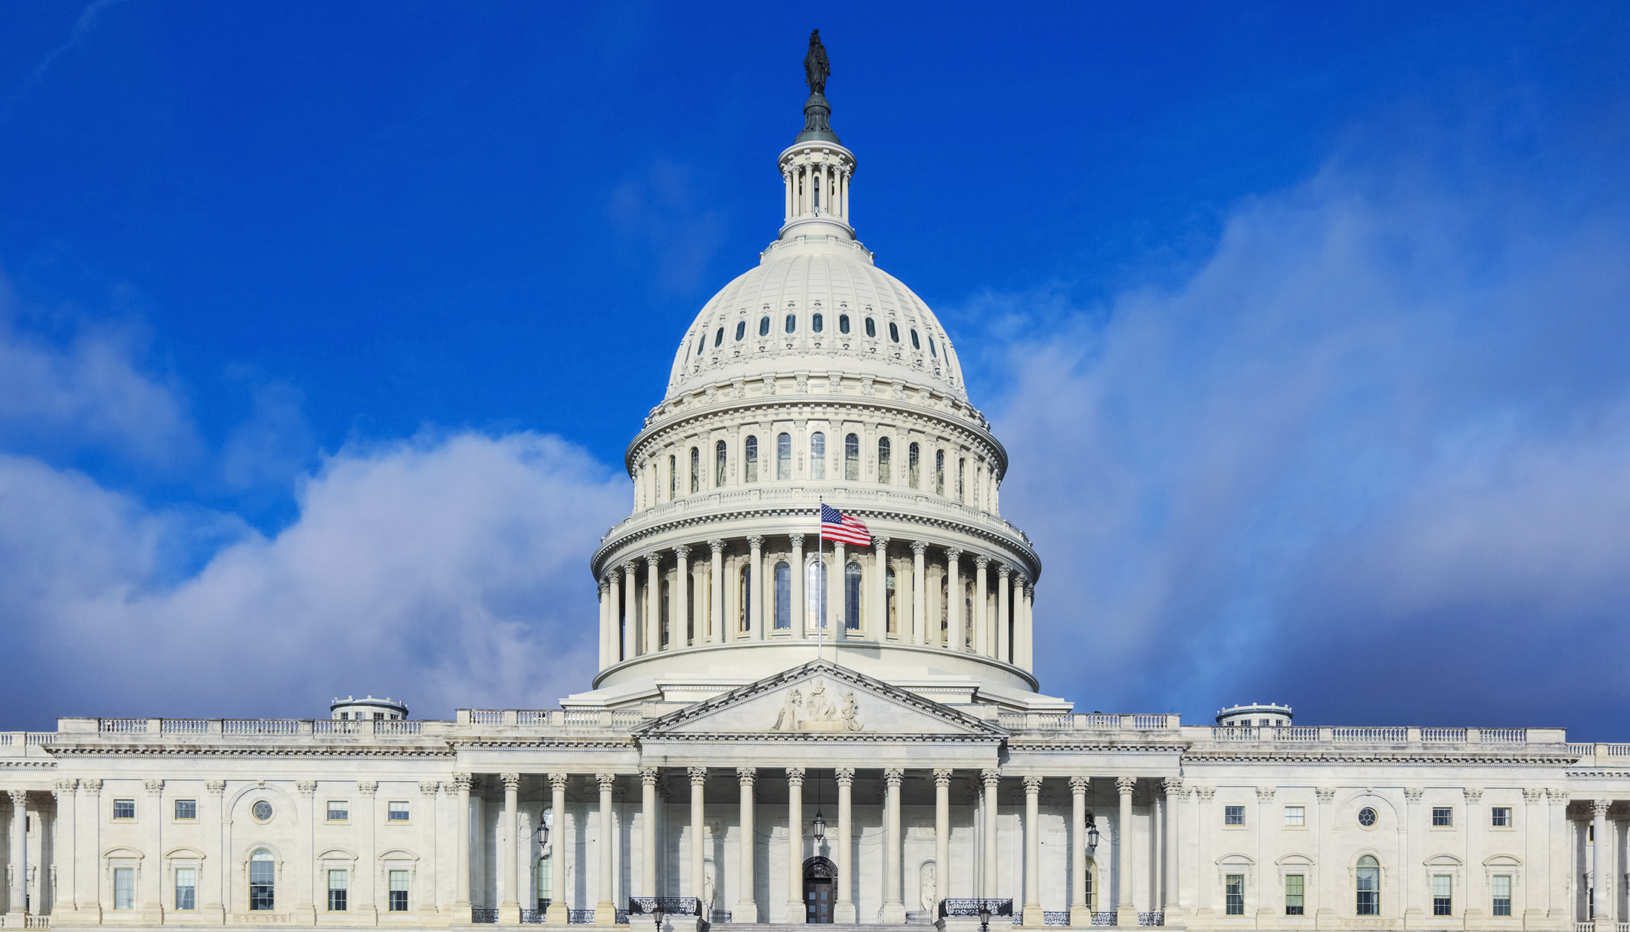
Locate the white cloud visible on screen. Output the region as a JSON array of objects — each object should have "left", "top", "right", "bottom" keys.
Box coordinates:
[{"left": 0, "top": 432, "right": 627, "bottom": 727}]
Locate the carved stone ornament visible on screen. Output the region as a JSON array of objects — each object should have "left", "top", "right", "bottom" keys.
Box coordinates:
[
  {"left": 1404, "top": 787, "right": 1425, "bottom": 803},
  {"left": 769, "top": 678, "right": 861, "bottom": 733},
  {"left": 358, "top": 780, "right": 379, "bottom": 796},
  {"left": 204, "top": 780, "right": 224, "bottom": 796},
  {"left": 1070, "top": 776, "right": 1090, "bottom": 794},
  {"left": 296, "top": 781, "right": 317, "bottom": 797},
  {"left": 1315, "top": 787, "right": 1336, "bottom": 804},
  {"left": 1116, "top": 776, "right": 1137, "bottom": 796}
]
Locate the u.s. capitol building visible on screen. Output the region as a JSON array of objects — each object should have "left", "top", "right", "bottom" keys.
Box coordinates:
[{"left": 1, "top": 35, "right": 1623, "bottom": 932}]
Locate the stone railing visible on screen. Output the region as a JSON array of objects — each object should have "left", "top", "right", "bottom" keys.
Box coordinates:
[
  {"left": 0, "top": 733, "right": 59, "bottom": 758},
  {"left": 1570, "top": 744, "right": 1630, "bottom": 766},
  {"left": 78, "top": 719, "right": 447, "bottom": 738},
  {"left": 1197, "top": 725, "right": 1572, "bottom": 752},
  {"left": 1000, "top": 713, "right": 1180, "bottom": 732},
  {"left": 459, "top": 710, "right": 646, "bottom": 730}
]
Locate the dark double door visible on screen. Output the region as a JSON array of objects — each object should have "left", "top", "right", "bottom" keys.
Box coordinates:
[{"left": 803, "top": 857, "right": 836, "bottom": 923}]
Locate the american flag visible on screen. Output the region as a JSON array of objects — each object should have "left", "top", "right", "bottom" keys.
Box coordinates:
[{"left": 820, "top": 504, "right": 872, "bottom": 546}]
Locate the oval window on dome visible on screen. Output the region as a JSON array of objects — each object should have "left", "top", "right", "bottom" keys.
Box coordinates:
[
  {"left": 839, "top": 314, "right": 850, "bottom": 334},
  {"left": 694, "top": 335, "right": 704, "bottom": 357},
  {"left": 812, "top": 313, "right": 823, "bottom": 333},
  {"left": 785, "top": 313, "right": 796, "bottom": 334},
  {"left": 929, "top": 335, "right": 938, "bottom": 357},
  {"left": 735, "top": 321, "right": 746, "bottom": 341},
  {"left": 910, "top": 329, "right": 921, "bottom": 350},
  {"left": 865, "top": 318, "right": 876, "bottom": 338},
  {"left": 714, "top": 327, "right": 724, "bottom": 348},
  {"left": 759, "top": 316, "right": 770, "bottom": 337},
  {"left": 888, "top": 322, "right": 900, "bottom": 343}
]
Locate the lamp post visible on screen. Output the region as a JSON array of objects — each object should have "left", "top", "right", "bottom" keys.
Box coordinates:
[
  {"left": 978, "top": 899, "right": 992, "bottom": 932},
  {"left": 1086, "top": 814, "right": 1100, "bottom": 851},
  {"left": 652, "top": 904, "right": 665, "bottom": 932}
]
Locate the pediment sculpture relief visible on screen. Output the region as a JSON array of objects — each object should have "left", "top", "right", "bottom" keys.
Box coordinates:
[{"left": 771, "top": 678, "right": 861, "bottom": 732}]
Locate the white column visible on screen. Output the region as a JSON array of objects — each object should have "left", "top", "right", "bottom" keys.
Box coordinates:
[
  {"left": 7, "top": 791, "right": 26, "bottom": 919},
  {"left": 873, "top": 537, "right": 890, "bottom": 640},
  {"left": 141, "top": 780, "right": 162, "bottom": 919},
  {"left": 607, "top": 572, "right": 623, "bottom": 662},
  {"left": 830, "top": 540, "right": 847, "bottom": 638},
  {"left": 1116, "top": 777, "right": 1137, "bottom": 927},
  {"left": 358, "top": 781, "right": 379, "bottom": 921},
  {"left": 946, "top": 549, "right": 962, "bottom": 650},
  {"left": 748, "top": 536, "right": 765, "bottom": 641},
  {"left": 641, "top": 769, "right": 659, "bottom": 898},
  {"left": 1524, "top": 789, "right": 1546, "bottom": 926},
  {"left": 709, "top": 540, "right": 726, "bottom": 644},
  {"left": 500, "top": 774, "right": 521, "bottom": 923},
  {"left": 934, "top": 770, "right": 952, "bottom": 913},
  {"left": 911, "top": 542, "right": 928, "bottom": 645},
  {"left": 295, "top": 781, "right": 317, "bottom": 922},
  {"left": 1464, "top": 788, "right": 1485, "bottom": 926},
  {"left": 1594, "top": 799, "right": 1612, "bottom": 922},
  {"left": 735, "top": 768, "right": 758, "bottom": 921},
  {"left": 1253, "top": 787, "right": 1273, "bottom": 927},
  {"left": 203, "top": 779, "right": 222, "bottom": 922},
  {"left": 688, "top": 769, "right": 707, "bottom": 908},
  {"left": 883, "top": 769, "right": 906, "bottom": 923},
  {"left": 834, "top": 768, "right": 856, "bottom": 923},
  {"left": 1070, "top": 777, "right": 1090, "bottom": 926},
  {"left": 1195, "top": 787, "right": 1215, "bottom": 923},
  {"left": 1021, "top": 582, "right": 1035, "bottom": 670},
  {"left": 595, "top": 774, "right": 617, "bottom": 924},
  {"left": 1312, "top": 788, "right": 1333, "bottom": 927},
  {"left": 1549, "top": 789, "right": 1570, "bottom": 923},
  {"left": 547, "top": 775, "right": 569, "bottom": 924},
  {"left": 841, "top": 168, "right": 850, "bottom": 223},
  {"left": 598, "top": 577, "right": 610, "bottom": 667},
  {"left": 982, "top": 770, "right": 1001, "bottom": 900},
  {"left": 787, "top": 768, "right": 805, "bottom": 919},
  {"left": 997, "top": 565, "right": 1012, "bottom": 662},
  {"left": 1404, "top": 788, "right": 1424, "bottom": 926},
  {"left": 974, "top": 556, "right": 990, "bottom": 657},
  {"left": 674, "top": 546, "right": 691, "bottom": 646},
  {"left": 622, "top": 562, "right": 639, "bottom": 654},
  {"left": 790, "top": 534, "right": 806, "bottom": 638},
  {"left": 646, "top": 553, "right": 662, "bottom": 651},
  {"left": 420, "top": 782, "right": 441, "bottom": 918},
  {"left": 1023, "top": 777, "right": 1043, "bottom": 927},
  {"left": 1163, "top": 779, "right": 1183, "bottom": 923},
  {"left": 51, "top": 780, "right": 74, "bottom": 919}
]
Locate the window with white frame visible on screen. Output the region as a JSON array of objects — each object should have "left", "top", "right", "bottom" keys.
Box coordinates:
[
  {"left": 1224, "top": 805, "right": 1245, "bottom": 825},
  {"left": 175, "top": 868, "right": 196, "bottom": 911},
  {"left": 388, "top": 870, "right": 409, "bottom": 912},
  {"left": 1225, "top": 874, "right": 1245, "bottom": 915},
  {"left": 1284, "top": 805, "right": 1305, "bottom": 827},
  {"left": 1284, "top": 875, "right": 1304, "bottom": 915},
  {"left": 1492, "top": 875, "right": 1512, "bottom": 916},
  {"left": 1431, "top": 806, "right": 1453, "bottom": 827},
  {"left": 249, "top": 849, "right": 275, "bottom": 911},
  {"left": 114, "top": 867, "right": 135, "bottom": 910},
  {"left": 1432, "top": 874, "right": 1452, "bottom": 915},
  {"left": 174, "top": 799, "right": 197, "bottom": 820},
  {"left": 327, "top": 800, "right": 349, "bottom": 822},
  {"left": 1355, "top": 856, "right": 1380, "bottom": 916},
  {"left": 388, "top": 800, "right": 410, "bottom": 822},
  {"left": 328, "top": 870, "right": 348, "bottom": 911},
  {"left": 113, "top": 798, "right": 135, "bottom": 820},
  {"left": 1491, "top": 807, "right": 1511, "bottom": 827}
]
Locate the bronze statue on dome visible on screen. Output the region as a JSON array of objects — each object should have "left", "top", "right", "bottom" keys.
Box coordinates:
[{"left": 805, "top": 29, "right": 830, "bottom": 95}]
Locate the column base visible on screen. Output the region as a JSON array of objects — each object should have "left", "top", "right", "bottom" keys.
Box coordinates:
[
  {"left": 140, "top": 904, "right": 166, "bottom": 923},
  {"left": 884, "top": 901, "right": 908, "bottom": 924},
  {"left": 1162, "top": 906, "right": 1188, "bottom": 926},
  {"left": 500, "top": 904, "right": 522, "bottom": 924},
  {"left": 1404, "top": 907, "right": 1427, "bottom": 930},
  {"left": 732, "top": 900, "right": 760, "bottom": 923},
  {"left": 1188, "top": 906, "right": 1216, "bottom": 932},
  {"left": 1070, "top": 906, "right": 1093, "bottom": 926},
  {"left": 1314, "top": 908, "right": 1339, "bottom": 930},
  {"left": 451, "top": 900, "right": 475, "bottom": 926},
  {"left": 1116, "top": 906, "right": 1138, "bottom": 928},
  {"left": 547, "top": 904, "right": 570, "bottom": 925},
  {"left": 1023, "top": 905, "right": 1046, "bottom": 927},
  {"left": 595, "top": 903, "right": 619, "bottom": 925},
  {"left": 834, "top": 900, "right": 857, "bottom": 923}
]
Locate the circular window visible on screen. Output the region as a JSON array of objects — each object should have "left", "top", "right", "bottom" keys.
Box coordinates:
[
  {"left": 252, "top": 801, "right": 274, "bottom": 822},
  {"left": 1358, "top": 807, "right": 1377, "bottom": 827}
]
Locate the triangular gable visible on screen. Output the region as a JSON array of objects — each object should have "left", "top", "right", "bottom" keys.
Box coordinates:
[{"left": 634, "top": 660, "right": 1005, "bottom": 740}]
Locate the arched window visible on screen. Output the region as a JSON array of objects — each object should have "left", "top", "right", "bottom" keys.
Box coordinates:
[
  {"left": 668, "top": 455, "right": 676, "bottom": 501},
  {"left": 958, "top": 458, "right": 966, "bottom": 502},
  {"left": 715, "top": 441, "right": 727, "bottom": 487},
  {"left": 845, "top": 562, "right": 863, "bottom": 630},
  {"left": 250, "top": 849, "right": 275, "bottom": 911},
  {"left": 660, "top": 580, "right": 671, "bottom": 647},
  {"left": 839, "top": 314, "right": 850, "bottom": 334},
  {"left": 865, "top": 317, "right": 876, "bottom": 338},
  {"left": 908, "top": 442, "right": 920, "bottom": 488},
  {"left": 940, "top": 574, "right": 949, "bottom": 643},
  {"left": 689, "top": 447, "right": 699, "bottom": 493},
  {"left": 714, "top": 327, "right": 724, "bottom": 348},
  {"left": 844, "top": 434, "right": 860, "bottom": 480},
  {"left": 739, "top": 565, "right": 751, "bottom": 632},
  {"left": 878, "top": 438, "right": 891, "bottom": 484},
  {"left": 929, "top": 335, "right": 938, "bottom": 358},
  {"left": 910, "top": 329, "right": 921, "bottom": 349},
  {"left": 810, "top": 432, "right": 826, "bottom": 480},
  {"left": 885, "top": 566, "right": 898, "bottom": 634},
  {"left": 735, "top": 321, "right": 746, "bottom": 341},
  {"left": 785, "top": 313, "right": 797, "bottom": 334},
  {"left": 888, "top": 322, "right": 900, "bottom": 343},
  {"left": 745, "top": 436, "right": 759, "bottom": 482},
  {"left": 807, "top": 558, "right": 827, "bottom": 630},
  {"left": 1083, "top": 858, "right": 1096, "bottom": 910},
  {"left": 935, "top": 450, "right": 945, "bottom": 495},
  {"left": 812, "top": 313, "right": 823, "bottom": 333},
  {"left": 759, "top": 316, "right": 771, "bottom": 337},
  {"left": 777, "top": 432, "right": 792, "bottom": 480},
  {"left": 773, "top": 562, "right": 792, "bottom": 630},
  {"left": 964, "top": 581, "right": 975, "bottom": 648},
  {"left": 1356, "top": 856, "right": 1380, "bottom": 915},
  {"left": 694, "top": 335, "right": 704, "bottom": 358}
]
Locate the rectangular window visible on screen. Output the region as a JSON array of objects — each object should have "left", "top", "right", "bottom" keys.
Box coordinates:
[
  {"left": 1433, "top": 875, "right": 1453, "bottom": 916},
  {"left": 1225, "top": 874, "right": 1245, "bottom": 916},
  {"left": 114, "top": 867, "right": 135, "bottom": 910},
  {"left": 1491, "top": 806, "right": 1511, "bottom": 827},
  {"left": 1432, "top": 806, "right": 1454, "bottom": 827},
  {"left": 327, "top": 800, "right": 349, "bottom": 822},
  {"left": 1224, "top": 805, "right": 1245, "bottom": 825},
  {"left": 388, "top": 870, "right": 409, "bottom": 912},
  {"left": 328, "top": 870, "right": 348, "bottom": 911},
  {"left": 1284, "top": 875, "right": 1304, "bottom": 916},
  {"left": 388, "top": 801, "right": 410, "bottom": 822},
  {"left": 1492, "top": 875, "right": 1512, "bottom": 917},
  {"left": 175, "top": 868, "right": 196, "bottom": 911},
  {"left": 113, "top": 798, "right": 136, "bottom": 820},
  {"left": 174, "top": 799, "right": 197, "bottom": 820},
  {"left": 1284, "top": 806, "right": 1305, "bottom": 827}
]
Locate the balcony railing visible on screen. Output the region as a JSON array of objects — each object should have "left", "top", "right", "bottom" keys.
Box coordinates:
[{"left": 1001, "top": 713, "right": 1179, "bottom": 732}]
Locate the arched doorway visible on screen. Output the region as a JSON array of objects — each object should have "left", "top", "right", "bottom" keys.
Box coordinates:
[{"left": 803, "top": 856, "right": 837, "bottom": 923}]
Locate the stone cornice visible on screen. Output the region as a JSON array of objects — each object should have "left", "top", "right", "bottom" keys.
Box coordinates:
[{"left": 45, "top": 744, "right": 456, "bottom": 758}]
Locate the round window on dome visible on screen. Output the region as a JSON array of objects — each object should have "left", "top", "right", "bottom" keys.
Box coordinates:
[
  {"left": 865, "top": 318, "right": 876, "bottom": 338},
  {"left": 759, "top": 316, "right": 770, "bottom": 337},
  {"left": 735, "top": 321, "right": 746, "bottom": 341},
  {"left": 888, "top": 322, "right": 900, "bottom": 343},
  {"left": 812, "top": 313, "right": 823, "bottom": 333},
  {"left": 785, "top": 313, "right": 796, "bottom": 334},
  {"left": 714, "top": 327, "right": 724, "bottom": 348},
  {"left": 839, "top": 314, "right": 850, "bottom": 334}
]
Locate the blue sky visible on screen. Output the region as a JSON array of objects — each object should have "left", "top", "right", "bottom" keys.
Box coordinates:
[{"left": 2, "top": 1, "right": 1628, "bottom": 733}]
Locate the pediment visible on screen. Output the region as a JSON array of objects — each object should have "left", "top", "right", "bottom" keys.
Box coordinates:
[{"left": 634, "top": 661, "right": 1004, "bottom": 741}]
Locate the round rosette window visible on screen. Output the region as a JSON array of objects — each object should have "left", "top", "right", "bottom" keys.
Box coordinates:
[
  {"left": 1358, "top": 807, "right": 1377, "bottom": 828},
  {"left": 252, "top": 800, "right": 274, "bottom": 822}
]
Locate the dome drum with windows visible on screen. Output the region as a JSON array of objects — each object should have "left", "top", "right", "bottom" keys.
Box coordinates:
[{"left": 577, "top": 62, "right": 1061, "bottom": 714}]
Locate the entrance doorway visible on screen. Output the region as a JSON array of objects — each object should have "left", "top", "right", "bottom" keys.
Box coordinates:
[{"left": 803, "top": 856, "right": 837, "bottom": 923}]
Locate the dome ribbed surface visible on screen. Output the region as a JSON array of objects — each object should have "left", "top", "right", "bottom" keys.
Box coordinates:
[{"left": 665, "top": 237, "right": 966, "bottom": 403}]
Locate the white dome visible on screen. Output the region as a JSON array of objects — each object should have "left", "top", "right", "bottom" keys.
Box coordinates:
[{"left": 664, "top": 234, "right": 967, "bottom": 405}]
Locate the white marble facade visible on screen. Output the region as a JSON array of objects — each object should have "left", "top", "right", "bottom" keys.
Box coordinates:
[{"left": 3, "top": 52, "right": 1624, "bottom": 932}]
